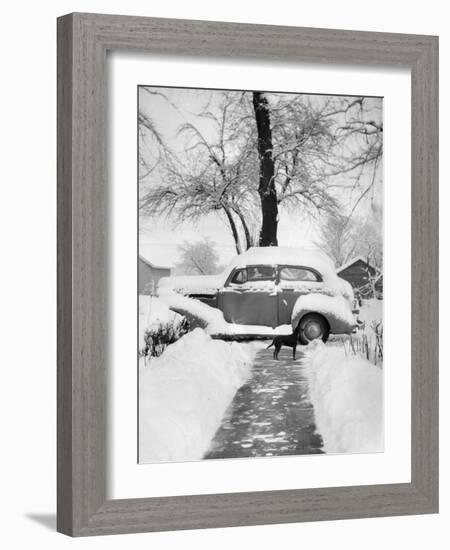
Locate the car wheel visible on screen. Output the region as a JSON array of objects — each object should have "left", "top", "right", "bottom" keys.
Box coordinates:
[{"left": 298, "top": 313, "right": 330, "bottom": 345}]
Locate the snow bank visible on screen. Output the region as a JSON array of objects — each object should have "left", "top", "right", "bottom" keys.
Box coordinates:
[
  {"left": 139, "top": 328, "right": 257, "bottom": 463},
  {"left": 291, "top": 293, "right": 356, "bottom": 333},
  {"left": 303, "top": 341, "right": 383, "bottom": 454}
]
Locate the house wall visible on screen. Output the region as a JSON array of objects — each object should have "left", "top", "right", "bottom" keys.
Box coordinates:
[{"left": 139, "top": 260, "right": 171, "bottom": 295}]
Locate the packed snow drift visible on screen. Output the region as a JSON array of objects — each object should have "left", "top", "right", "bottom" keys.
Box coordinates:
[
  {"left": 303, "top": 341, "right": 383, "bottom": 454},
  {"left": 139, "top": 328, "right": 258, "bottom": 463}
]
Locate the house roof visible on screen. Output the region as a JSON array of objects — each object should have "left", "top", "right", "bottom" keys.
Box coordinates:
[
  {"left": 336, "top": 256, "right": 372, "bottom": 274},
  {"left": 139, "top": 254, "right": 173, "bottom": 270}
]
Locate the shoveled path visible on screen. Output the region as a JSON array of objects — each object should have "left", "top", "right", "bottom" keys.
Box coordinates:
[{"left": 204, "top": 345, "right": 324, "bottom": 459}]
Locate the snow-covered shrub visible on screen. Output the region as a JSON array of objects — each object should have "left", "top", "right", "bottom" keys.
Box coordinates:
[
  {"left": 303, "top": 341, "right": 383, "bottom": 454},
  {"left": 350, "top": 299, "right": 383, "bottom": 365},
  {"left": 372, "top": 320, "right": 383, "bottom": 359},
  {"left": 143, "top": 317, "right": 189, "bottom": 358},
  {"left": 349, "top": 321, "right": 383, "bottom": 365},
  {"left": 139, "top": 295, "right": 188, "bottom": 358},
  {"left": 139, "top": 328, "right": 258, "bottom": 463}
]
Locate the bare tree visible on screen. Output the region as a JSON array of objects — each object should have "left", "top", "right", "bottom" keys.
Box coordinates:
[
  {"left": 176, "top": 238, "right": 220, "bottom": 275},
  {"left": 315, "top": 213, "right": 356, "bottom": 266},
  {"left": 139, "top": 89, "right": 383, "bottom": 252},
  {"left": 317, "top": 207, "right": 382, "bottom": 269},
  {"left": 140, "top": 92, "right": 258, "bottom": 254},
  {"left": 270, "top": 95, "right": 382, "bottom": 214},
  {"left": 138, "top": 88, "right": 176, "bottom": 182},
  {"left": 251, "top": 93, "right": 382, "bottom": 245}
]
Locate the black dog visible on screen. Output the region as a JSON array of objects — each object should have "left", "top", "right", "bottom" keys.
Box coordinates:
[{"left": 266, "top": 327, "right": 300, "bottom": 360}]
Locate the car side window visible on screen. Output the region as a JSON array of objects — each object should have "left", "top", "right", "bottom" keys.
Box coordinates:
[
  {"left": 247, "top": 265, "right": 276, "bottom": 281},
  {"left": 279, "top": 266, "right": 320, "bottom": 282},
  {"left": 230, "top": 268, "right": 247, "bottom": 284}
]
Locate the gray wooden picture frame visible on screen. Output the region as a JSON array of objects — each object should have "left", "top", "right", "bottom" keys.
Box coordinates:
[{"left": 57, "top": 12, "right": 439, "bottom": 537}]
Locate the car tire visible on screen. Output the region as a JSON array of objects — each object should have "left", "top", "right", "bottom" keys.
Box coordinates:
[{"left": 298, "top": 313, "right": 330, "bottom": 345}]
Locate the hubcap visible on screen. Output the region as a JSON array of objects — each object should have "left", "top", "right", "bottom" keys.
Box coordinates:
[{"left": 304, "top": 320, "right": 322, "bottom": 340}]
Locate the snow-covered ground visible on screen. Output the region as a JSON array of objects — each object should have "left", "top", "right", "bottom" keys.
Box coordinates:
[
  {"left": 139, "top": 328, "right": 259, "bottom": 463},
  {"left": 138, "top": 294, "right": 384, "bottom": 461},
  {"left": 303, "top": 341, "right": 383, "bottom": 454}
]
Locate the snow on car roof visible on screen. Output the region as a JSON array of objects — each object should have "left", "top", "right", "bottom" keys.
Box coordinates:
[{"left": 228, "top": 246, "right": 336, "bottom": 275}]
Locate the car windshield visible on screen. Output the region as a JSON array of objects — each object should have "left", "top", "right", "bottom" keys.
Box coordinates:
[
  {"left": 230, "top": 269, "right": 247, "bottom": 284},
  {"left": 279, "top": 266, "right": 320, "bottom": 282}
]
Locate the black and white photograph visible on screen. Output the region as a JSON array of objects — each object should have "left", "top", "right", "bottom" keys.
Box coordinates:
[{"left": 138, "top": 86, "right": 384, "bottom": 463}]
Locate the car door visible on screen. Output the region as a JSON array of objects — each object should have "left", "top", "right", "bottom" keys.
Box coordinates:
[
  {"left": 218, "top": 265, "right": 278, "bottom": 327},
  {"left": 277, "top": 265, "right": 324, "bottom": 325}
]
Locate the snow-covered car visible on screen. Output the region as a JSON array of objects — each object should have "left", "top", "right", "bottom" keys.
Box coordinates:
[{"left": 158, "top": 247, "right": 357, "bottom": 343}]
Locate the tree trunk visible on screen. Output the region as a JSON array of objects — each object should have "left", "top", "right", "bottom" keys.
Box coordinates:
[
  {"left": 223, "top": 207, "right": 242, "bottom": 254},
  {"left": 231, "top": 205, "right": 253, "bottom": 250},
  {"left": 252, "top": 92, "right": 278, "bottom": 247}
]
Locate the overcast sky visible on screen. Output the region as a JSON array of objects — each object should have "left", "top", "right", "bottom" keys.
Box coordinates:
[{"left": 138, "top": 87, "right": 382, "bottom": 268}]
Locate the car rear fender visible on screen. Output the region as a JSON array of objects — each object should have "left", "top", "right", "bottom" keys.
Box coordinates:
[{"left": 291, "top": 293, "right": 356, "bottom": 334}]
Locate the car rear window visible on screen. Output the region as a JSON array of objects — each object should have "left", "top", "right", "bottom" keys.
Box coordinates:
[{"left": 279, "top": 266, "right": 320, "bottom": 282}]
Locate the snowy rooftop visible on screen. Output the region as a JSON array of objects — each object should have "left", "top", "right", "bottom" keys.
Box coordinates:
[
  {"left": 336, "top": 255, "right": 368, "bottom": 274},
  {"left": 139, "top": 254, "right": 174, "bottom": 270}
]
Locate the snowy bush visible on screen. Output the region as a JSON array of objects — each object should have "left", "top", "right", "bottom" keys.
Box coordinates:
[
  {"left": 143, "top": 318, "right": 189, "bottom": 358},
  {"left": 350, "top": 299, "right": 383, "bottom": 365},
  {"left": 139, "top": 295, "right": 188, "bottom": 359},
  {"left": 348, "top": 321, "right": 383, "bottom": 365},
  {"left": 303, "top": 341, "right": 383, "bottom": 454}
]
